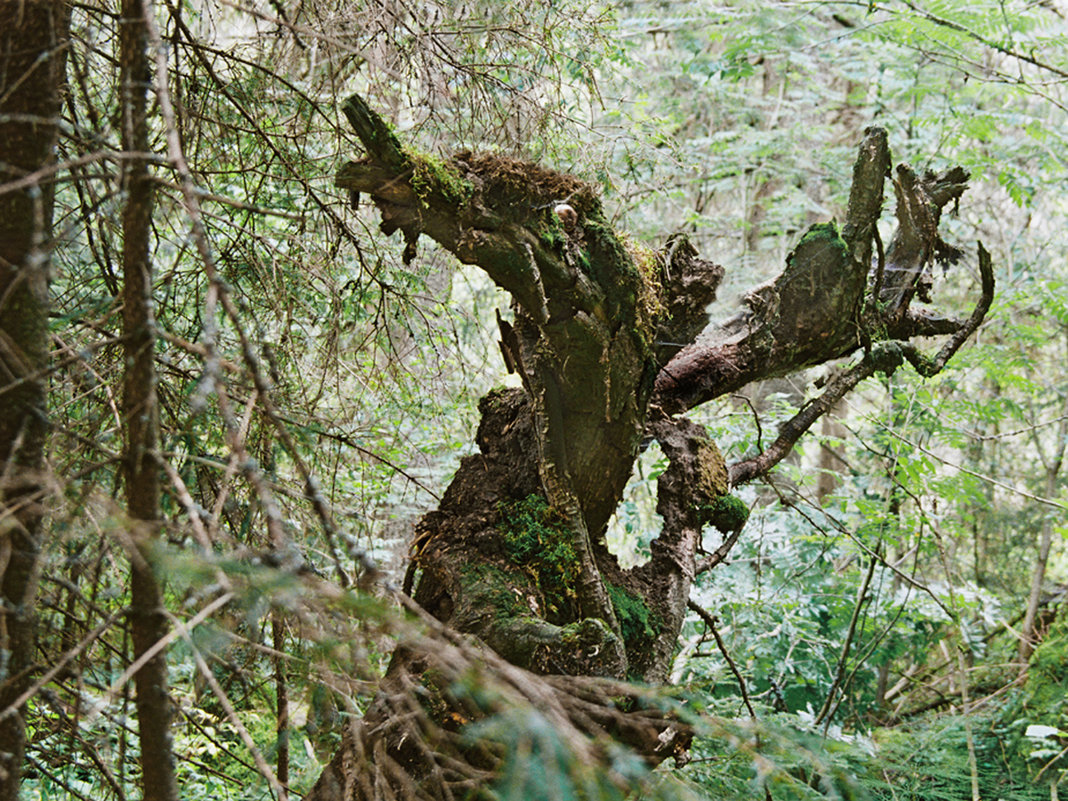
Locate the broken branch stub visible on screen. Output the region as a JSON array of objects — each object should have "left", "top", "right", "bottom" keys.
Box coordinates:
[
  {"left": 841, "top": 125, "right": 892, "bottom": 270},
  {"left": 878, "top": 164, "right": 969, "bottom": 317}
]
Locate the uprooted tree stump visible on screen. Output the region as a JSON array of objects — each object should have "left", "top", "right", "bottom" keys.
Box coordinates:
[{"left": 306, "top": 96, "right": 993, "bottom": 801}]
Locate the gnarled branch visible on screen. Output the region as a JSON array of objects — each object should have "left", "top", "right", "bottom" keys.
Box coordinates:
[
  {"left": 652, "top": 130, "right": 983, "bottom": 420},
  {"left": 727, "top": 242, "right": 994, "bottom": 487}
]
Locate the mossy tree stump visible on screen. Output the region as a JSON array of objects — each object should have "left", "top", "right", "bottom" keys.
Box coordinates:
[{"left": 309, "top": 100, "right": 994, "bottom": 801}]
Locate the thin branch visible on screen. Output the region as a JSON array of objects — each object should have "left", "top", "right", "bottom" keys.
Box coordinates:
[
  {"left": 731, "top": 393, "right": 765, "bottom": 453},
  {"left": 0, "top": 608, "right": 125, "bottom": 723},
  {"left": 695, "top": 526, "right": 746, "bottom": 574},
  {"left": 729, "top": 242, "right": 994, "bottom": 487},
  {"left": 23, "top": 756, "right": 97, "bottom": 801},
  {"left": 729, "top": 355, "right": 877, "bottom": 486},
  {"left": 876, "top": 424, "right": 1068, "bottom": 512},
  {"left": 687, "top": 601, "right": 757, "bottom": 721},
  {"left": 815, "top": 552, "right": 878, "bottom": 731},
  {"left": 96, "top": 592, "right": 233, "bottom": 718},
  {"left": 171, "top": 609, "right": 290, "bottom": 800},
  {"left": 895, "top": 0, "right": 1068, "bottom": 80},
  {"left": 771, "top": 485, "right": 954, "bottom": 618},
  {"left": 898, "top": 242, "right": 994, "bottom": 376}
]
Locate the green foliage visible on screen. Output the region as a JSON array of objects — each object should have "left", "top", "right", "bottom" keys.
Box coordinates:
[
  {"left": 669, "top": 699, "right": 1063, "bottom": 801},
  {"left": 466, "top": 709, "right": 653, "bottom": 801},
  {"left": 1025, "top": 616, "right": 1068, "bottom": 718},
  {"left": 669, "top": 709, "right": 881, "bottom": 800},
  {"left": 866, "top": 709, "right": 1052, "bottom": 801},
  {"left": 1012, "top": 613, "right": 1068, "bottom": 782}
]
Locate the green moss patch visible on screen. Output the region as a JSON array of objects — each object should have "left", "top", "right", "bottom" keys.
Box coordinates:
[
  {"left": 457, "top": 150, "right": 599, "bottom": 215},
  {"left": 1023, "top": 615, "right": 1068, "bottom": 728},
  {"left": 459, "top": 564, "right": 528, "bottom": 621},
  {"left": 407, "top": 150, "right": 474, "bottom": 208},
  {"left": 605, "top": 582, "right": 657, "bottom": 645},
  {"left": 795, "top": 221, "right": 849, "bottom": 256},
  {"left": 701, "top": 493, "right": 749, "bottom": 534},
  {"left": 497, "top": 495, "right": 579, "bottom": 622}
]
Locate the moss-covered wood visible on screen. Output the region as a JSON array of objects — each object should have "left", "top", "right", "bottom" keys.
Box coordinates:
[
  {"left": 311, "top": 96, "right": 994, "bottom": 801},
  {"left": 652, "top": 128, "right": 987, "bottom": 418},
  {"left": 337, "top": 95, "right": 678, "bottom": 672}
]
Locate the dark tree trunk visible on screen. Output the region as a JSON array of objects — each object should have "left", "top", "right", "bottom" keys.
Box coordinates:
[
  {"left": 0, "top": 2, "right": 69, "bottom": 795},
  {"left": 120, "top": 0, "right": 179, "bottom": 798},
  {"left": 308, "top": 104, "right": 994, "bottom": 801}
]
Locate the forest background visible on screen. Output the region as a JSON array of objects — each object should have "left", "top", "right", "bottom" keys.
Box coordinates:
[{"left": 1, "top": 0, "right": 1067, "bottom": 800}]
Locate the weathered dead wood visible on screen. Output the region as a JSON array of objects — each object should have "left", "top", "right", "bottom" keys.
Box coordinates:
[
  {"left": 728, "top": 243, "right": 993, "bottom": 487},
  {"left": 305, "top": 596, "right": 693, "bottom": 801},
  {"left": 338, "top": 99, "right": 658, "bottom": 633},
  {"left": 626, "top": 416, "right": 729, "bottom": 682},
  {"left": 319, "top": 96, "right": 994, "bottom": 800},
  {"left": 651, "top": 129, "right": 986, "bottom": 422}
]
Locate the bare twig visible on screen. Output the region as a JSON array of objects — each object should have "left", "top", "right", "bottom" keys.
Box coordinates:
[
  {"left": 687, "top": 600, "right": 757, "bottom": 721},
  {"left": 815, "top": 552, "right": 878, "bottom": 731},
  {"left": 696, "top": 526, "right": 746, "bottom": 574}
]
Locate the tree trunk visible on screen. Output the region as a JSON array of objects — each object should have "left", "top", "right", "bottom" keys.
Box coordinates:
[
  {"left": 120, "top": 0, "right": 179, "bottom": 797},
  {"left": 0, "top": 2, "right": 69, "bottom": 795},
  {"left": 308, "top": 101, "right": 994, "bottom": 801}
]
